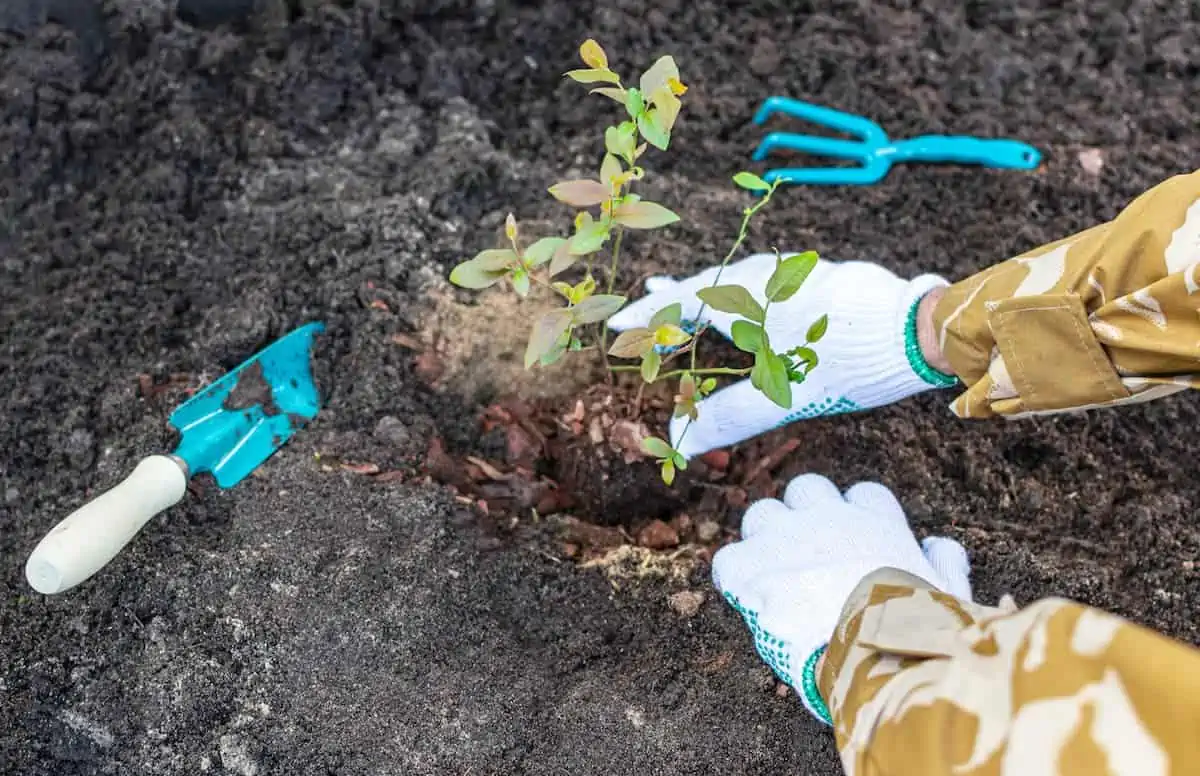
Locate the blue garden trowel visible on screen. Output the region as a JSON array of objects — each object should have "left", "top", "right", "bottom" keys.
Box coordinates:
[{"left": 26, "top": 322, "right": 326, "bottom": 595}]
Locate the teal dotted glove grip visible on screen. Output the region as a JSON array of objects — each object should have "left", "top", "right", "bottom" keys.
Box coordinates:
[{"left": 724, "top": 591, "right": 832, "bottom": 724}]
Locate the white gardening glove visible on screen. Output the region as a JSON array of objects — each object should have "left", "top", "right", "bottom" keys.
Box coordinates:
[
  {"left": 607, "top": 254, "right": 956, "bottom": 459},
  {"left": 712, "top": 474, "right": 971, "bottom": 724}
]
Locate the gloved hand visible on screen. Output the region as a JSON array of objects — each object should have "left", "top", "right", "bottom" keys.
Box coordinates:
[
  {"left": 712, "top": 474, "right": 971, "bottom": 724},
  {"left": 607, "top": 254, "right": 956, "bottom": 459}
]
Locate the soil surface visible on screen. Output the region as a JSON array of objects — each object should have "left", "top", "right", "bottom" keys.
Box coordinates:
[{"left": 2, "top": 1, "right": 1199, "bottom": 774}]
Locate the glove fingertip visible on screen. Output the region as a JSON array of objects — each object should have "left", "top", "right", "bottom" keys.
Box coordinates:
[{"left": 644, "top": 276, "right": 678, "bottom": 293}]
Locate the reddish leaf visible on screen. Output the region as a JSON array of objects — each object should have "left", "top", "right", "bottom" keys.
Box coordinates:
[{"left": 549, "top": 179, "right": 610, "bottom": 207}]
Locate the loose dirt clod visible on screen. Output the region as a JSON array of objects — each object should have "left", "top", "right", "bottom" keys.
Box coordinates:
[
  {"left": 420, "top": 283, "right": 600, "bottom": 402},
  {"left": 222, "top": 362, "right": 279, "bottom": 415},
  {"left": 638, "top": 519, "right": 680, "bottom": 550},
  {"left": 668, "top": 590, "right": 706, "bottom": 617}
]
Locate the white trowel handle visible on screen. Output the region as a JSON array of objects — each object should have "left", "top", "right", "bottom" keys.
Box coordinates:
[{"left": 26, "top": 455, "right": 189, "bottom": 595}]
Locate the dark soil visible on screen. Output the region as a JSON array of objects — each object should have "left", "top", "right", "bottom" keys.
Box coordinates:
[{"left": 2, "top": 1, "right": 1199, "bottom": 774}]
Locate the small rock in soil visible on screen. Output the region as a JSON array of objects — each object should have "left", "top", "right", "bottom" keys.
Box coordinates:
[
  {"left": 65, "top": 428, "right": 95, "bottom": 471},
  {"left": 373, "top": 415, "right": 411, "bottom": 448},
  {"left": 668, "top": 590, "right": 705, "bottom": 618},
  {"left": 749, "top": 39, "right": 781, "bottom": 75},
  {"left": 754, "top": 667, "right": 778, "bottom": 691},
  {"left": 637, "top": 519, "right": 679, "bottom": 550},
  {"left": 696, "top": 520, "right": 721, "bottom": 543},
  {"left": 700, "top": 450, "right": 730, "bottom": 472},
  {"left": 1078, "top": 148, "right": 1105, "bottom": 176}
]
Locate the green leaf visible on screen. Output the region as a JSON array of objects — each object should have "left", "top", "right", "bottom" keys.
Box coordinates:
[
  {"left": 472, "top": 248, "right": 520, "bottom": 270},
  {"left": 806, "top": 314, "right": 829, "bottom": 343},
  {"left": 525, "top": 310, "right": 574, "bottom": 369},
  {"left": 637, "top": 110, "right": 670, "bottom": 151},
  {"left": 510, "top": 269, "right": 530, "bottom": 297},
  {"left": 572, "top": 294, "right": 626, "bottom": 324},
  {"left": 671, "top": 452, "right": 687, "bottom": 471},
  {"left": 606, "top": 122, "right": 638, "bottom": 163},
  {"left": 642, "top": 436, "right": 674, "bottom": 459},
  {"left": 449, "top": 248, "right": 519, "bottom": 289},
  {"left": 699, "top": 378, "right": 717, "bottom": 394},
  {"left": 608, "top": 327, "right": 655, "bottom": 358},
  {"left": 730, "top": 320, "right": 768, "bottom": 353},
  {"left": 539, "top": 346, "right": 566, "bottom": 366},
  {"left": 649, "top": 302, "right": 682, "bottom": 329},
  {"left": 696, "top": 285, "right": 764, "bottom": 323},
  {"left": 449, "top": 259, "right": 508, "bottom": 290},
  {"left": 625, "top": 87, "right": 645, "bottom": 118},
  {"left": 751, "top": 351, "right": 792, "bottom": 409},
  {"left": 549, "top": 179, "right": 610, "bottom": 207},
  {"left": 548, "top": 242, "right": 578, "bottom": 277},
  {"left": 525, "top": 237, "right": 566, "bottom": 268},
  {"left": 640, "top": 349, "right": 661, "bottom": 382},
  {"left": 733, "top": 171, "right": 771, "bottom": 192},
  {"left": 565, "top": 68, "right": 620, "bottom": 85},
  {"left": 765, "top": 251, "right": 819, "bottom": 303},
  {"left": 612, "top": 200, "right": 680, "bottom": 230},
  {"left": 790, "top": 346, "right": 819, "bottom": 371},
  {"left": 660, "top": 458, "right": 676, "bottom": 485},
  {"left": 569, "top": 220, "right": 611, "bottom": 255}
]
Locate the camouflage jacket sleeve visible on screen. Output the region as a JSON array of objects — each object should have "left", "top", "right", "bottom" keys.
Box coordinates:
[
  {"left": 819, "top": 574, "right": 1200, "bottom": 775},
  {"left": 932, "top": 170, "right": 1200, "bottom": 418}
]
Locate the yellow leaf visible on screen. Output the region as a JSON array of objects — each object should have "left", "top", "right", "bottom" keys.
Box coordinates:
[
  {"left": 590, "top": 87, "right": 626, "bottom": 104},
  {"left": 579, "top": 39, "right": 608, "bottom": 70},
  {"left": 565, "top": 68, "right": 620, "bottom": 85},
  {"left": 653, "top": 324, "right": 690, "bottom": 347},
  {"left": 667, "top": 76, "right": 687, "bottom": 96},
  {"left": 639, "top": 55, "right": 679, "bottom": 97},
  {"left": 600, "top": 153, "right": 623, "bottom": 189},
  {"left": 649, "top": 88, "right": 681, "bottom": 132}
]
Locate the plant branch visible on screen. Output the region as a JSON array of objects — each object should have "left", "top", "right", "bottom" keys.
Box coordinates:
[
  {"left": 675, "top": 180, "right": 782, "bottom": 451},
  {"left": 610, "top": 365, "right": 750, "bottom": 379}
]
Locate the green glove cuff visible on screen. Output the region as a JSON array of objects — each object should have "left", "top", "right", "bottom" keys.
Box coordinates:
[{"left": 904, "top": 296, "right": 958, "bottom": 388}]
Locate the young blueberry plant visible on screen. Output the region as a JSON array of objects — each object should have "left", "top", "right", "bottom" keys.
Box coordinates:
[{"left": 449, "top": 40, "right": 827, "bottom": 485}]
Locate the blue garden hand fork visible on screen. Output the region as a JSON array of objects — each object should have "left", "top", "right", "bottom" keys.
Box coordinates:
[{"left": 751, "top": 96, "right": 1041, "bottom": 186}]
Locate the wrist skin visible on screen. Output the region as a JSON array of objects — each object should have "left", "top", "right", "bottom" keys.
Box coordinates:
[{"left": 916, "top": 287, "right": 954, "bottom": 375}]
